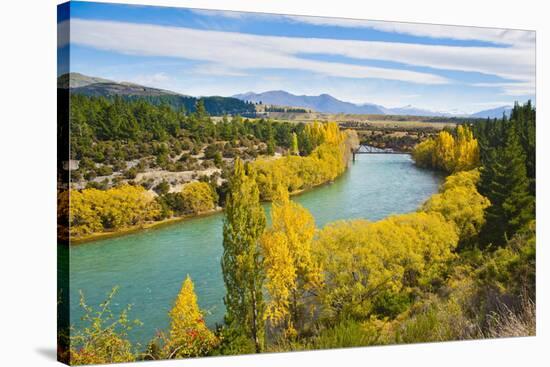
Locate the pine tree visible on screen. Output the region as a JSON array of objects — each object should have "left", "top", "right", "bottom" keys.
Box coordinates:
[
  {"left": 222, "top": 158, "right": 266, "bottom": 352},
  {"left": 479, "top": 125, "right": 534, "bottom": 246},
  {"left": 501, "top": 125, "right": 535, "bottom": 236}
]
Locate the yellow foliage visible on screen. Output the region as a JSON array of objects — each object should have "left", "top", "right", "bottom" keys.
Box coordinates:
[
  {"left": 422, "top": 169, "right": 490, "bottom": 242},
  {"left": 433, "top": 131, "right": 457, "bottom": 172},
  {"left": 180, "top": 181, "right": 217, "bottom": 214},
  {"left": 69, "top": 184, "right": 160, "bottom": 237},
  {"left": 252, "top": 122, "right": 356, "bottom": 200},
  {"left": 261, "top": 186, "right": 321, "bottom": 335},
  {"left": 167, "top": 276, "right": 218, "bottom": 358},
  {"left": 314, "top": 212, "right": 458, "bottom": 319},
  {"left": 412, "top": 126, "right": 479, "bottom": 173}
]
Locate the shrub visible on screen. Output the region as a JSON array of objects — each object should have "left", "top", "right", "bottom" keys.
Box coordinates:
[
  {"left": 180, "top": 181, "right": 217, "bottom": 214},
  {"left": 69, "top": 287, "right": 140, "bottom": 365}
]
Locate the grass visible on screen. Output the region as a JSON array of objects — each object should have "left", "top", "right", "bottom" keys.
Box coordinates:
[{"left": 485, "top": 298, "right": 536, "bottom": 338}]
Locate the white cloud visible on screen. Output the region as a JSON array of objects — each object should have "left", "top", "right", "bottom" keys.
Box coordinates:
[
  {"left": 68, "top": 18, "right": 535, "bottom": 95},
  {"left": 131, "top": 72, "right": 170, "bottom": 86},
  {"left": 285, "top": 15, "right": 535, "bottom": 48},
  {"left": 188, "top": 9, "right": 248, "bottom": 19},
  {"left": 192, "top": 63, "right": 250, "bottom": 77},
  {"left": 68, "top": 19, "right": 448, "bottom": 85},
  {"left": 472, "top": 81, "right": 535, "bottom": 96},
  {"left": 184, "top": 10, "right": 535, "bottom": 49}
]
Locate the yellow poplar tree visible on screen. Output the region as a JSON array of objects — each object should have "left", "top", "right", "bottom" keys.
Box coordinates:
[
  {"left": 261, "top": 186, "right": 321, "bottom": 336},
  {"left": 433, "top": 131, "right": 456, "bottom": 172},
  {"left": 454, "top": 125, "right": 480, "bottom": 171},
  {"left": 167, "top": 275, "right": 218, "bottom": 359},
  {"left": 291, "top": 132, "right": 299, "bottom": 155}
]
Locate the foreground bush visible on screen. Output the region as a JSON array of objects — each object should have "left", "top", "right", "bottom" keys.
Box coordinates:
[{"left": 69, "top": 287, "right": 140, "bottom": 365}]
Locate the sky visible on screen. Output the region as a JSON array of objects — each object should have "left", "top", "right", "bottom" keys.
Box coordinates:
[{"left": 58, "top": 1, "right": 535, "bottom": 114}]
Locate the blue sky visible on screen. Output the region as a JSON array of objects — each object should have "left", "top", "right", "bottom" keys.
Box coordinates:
[{"left": 58, "top": 1, "right": 535, "bottom": 113}]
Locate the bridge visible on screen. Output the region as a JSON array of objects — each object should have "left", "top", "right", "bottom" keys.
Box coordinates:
[{"left": 352, "top": 145, "right": 410, "bottom": 161}]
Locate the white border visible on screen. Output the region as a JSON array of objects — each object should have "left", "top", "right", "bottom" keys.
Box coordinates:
[{"left": 0, "top": 0, "right": 547, "bottom": 366}]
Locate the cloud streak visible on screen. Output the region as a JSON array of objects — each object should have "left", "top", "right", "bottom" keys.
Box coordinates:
[
  {"left": 285, "top": 15, "right": 535, "bottom": 48},
  {"left": 67, "top": 18, "right": 535, "bottom": 95}
]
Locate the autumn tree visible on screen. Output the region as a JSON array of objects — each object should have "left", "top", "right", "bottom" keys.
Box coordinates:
[
  {"left": 180, "top": 181, "right": 217, "bottom": 214},
  {"left": 422, "top": 169, "right": 490, "bottom": 246},
  {"left": 165, "top": 276, "right": 218, "bottom": 358},
  {"left": 222, "top": 158, "right": 266, "bottom": 352},
  {"left": 314, "top": 213, "right": 458, "bottom": 320},
  {"left": 290, "top": 132, "right": 299, "bottom": 155},
  {"left": 261, "top": 186, "right": 321, "bottom": 337},
  {"left": 412, "top": 125, "right": 479, "bottom": 173},
  {"left": 454, "top": 125, "right": 480, "bottom": 171},
  {"left": 69, "top": 185, "right": 161, "bottom": 236}
]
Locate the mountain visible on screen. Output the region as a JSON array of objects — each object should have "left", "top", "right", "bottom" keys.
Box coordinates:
[
  {"left": 470, "top": 106, "right": 513, "bottom": 119},
  {"left": 234, "top": 90, "right": 520, "bottom": 118},
  {"left": 233, "top": 91, "right": 386, "bottom": 114},
  {"left": 57, "top": 72, "right": 112, "bottom": 89},
  {"left": 382, "top": 105, "right": 457, "bottom": 117},
  {"left": 59, "top": 74, "right": 518, "bottom": 119},
  {"left": 60, "top": 72, "right": 180, "bottom": 97},
  {"left": 233, "top": 91, "right": 468, "bottom": 117},
  {"left": 58, "top": 73, "right": 256, "bottom": 116}
]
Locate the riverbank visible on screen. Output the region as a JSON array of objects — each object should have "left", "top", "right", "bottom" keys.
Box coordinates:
[
  {"left": 70, "top": 207, "right": 223, "bottom": 245},
  {"left": 69, "top": 173, "right": 345, "bottom": 245},
  {"left": 67, "top": 129, "right": 359, "bottom": 245}
]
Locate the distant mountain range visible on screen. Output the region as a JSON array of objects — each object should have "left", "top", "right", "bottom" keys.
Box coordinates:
[
  {"left": 233, "top": 90, "right": 513, "bottom": 118},
  {"left": 234, "top": 90, "right": 386, "bottom": 114},
  {"left": 470, "top": 106, "right": 514, "bottom": 119},
  {"left": 58, "top": 73, "right": 514, "bottom": 119}
]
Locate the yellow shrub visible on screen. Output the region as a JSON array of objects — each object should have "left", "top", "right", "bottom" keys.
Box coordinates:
[
  {"left": 69, "top": 184, "right": 160, "bottom": 236},
  {"left": 314, "top": 213, "right": 458, "bottom": 319},
  {"left": 180, "top": 181, "right": 217, "bottom": 214},
  {"left": 422, "top": 170, "right": 490, "bottom": 242}
]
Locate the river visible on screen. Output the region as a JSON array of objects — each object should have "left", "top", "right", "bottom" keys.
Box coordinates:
[{"left": 67, "top": 154, "right": 443, "bottom": 345}]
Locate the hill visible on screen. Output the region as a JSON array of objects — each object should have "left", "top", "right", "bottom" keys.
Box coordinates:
[
  {"left": 58, "top": 73, "right": 256, "bottom": 116},
  {"left": 470, "top": 106, "right": 513, "bottom": 119},
  {"left": 233, "top": 90, "right": 386, "bottom": 114}
]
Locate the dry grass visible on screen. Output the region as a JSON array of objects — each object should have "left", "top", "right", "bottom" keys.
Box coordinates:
[{"left": 485, "top": 299, "right": 536, "bottom": 338}]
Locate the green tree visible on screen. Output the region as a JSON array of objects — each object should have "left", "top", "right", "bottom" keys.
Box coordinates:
[
  {"left": 480, "top": 125, "right": 534, "bottom": 246},
  {"left": 290, "top": 132, "right": 299, "bottom": 155},
  {"left": 221, "top": 158, "right": 267, "bottom": 352}
]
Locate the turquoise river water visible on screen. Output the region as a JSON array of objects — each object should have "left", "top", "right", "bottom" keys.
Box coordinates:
[{"left": 67, "top": 154, "right": 443, "bottom": 346}]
